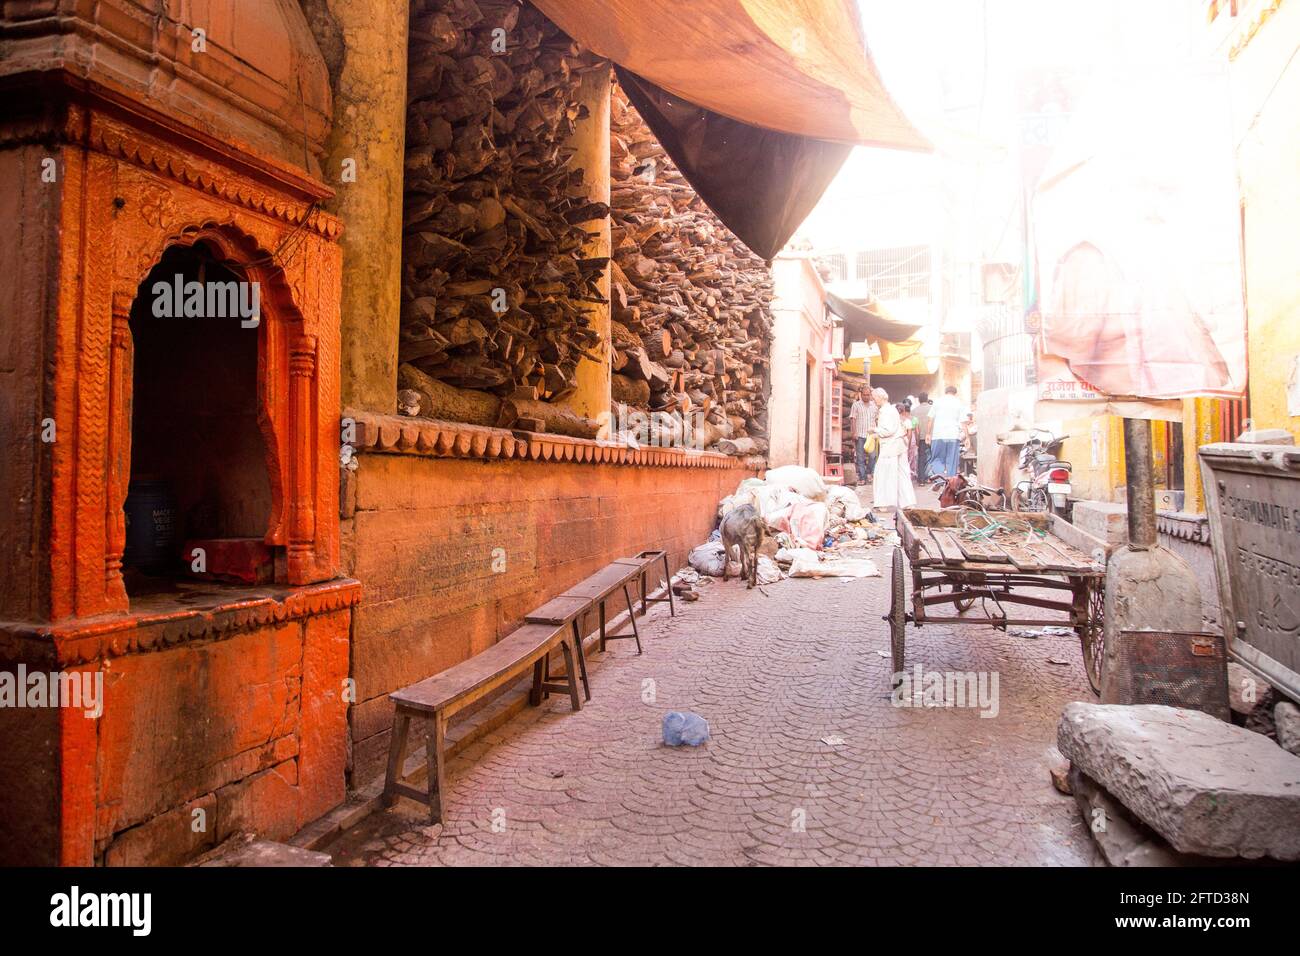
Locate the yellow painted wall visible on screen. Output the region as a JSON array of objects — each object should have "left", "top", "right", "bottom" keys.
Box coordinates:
[
  {"left": 1232, "top": 0, "right": 1300, "bottom": 442},
  {"left": 1058, "top": 416, "right": 1127, "bottom": 502}
]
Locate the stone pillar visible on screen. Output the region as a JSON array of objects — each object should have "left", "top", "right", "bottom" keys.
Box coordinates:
[
  {"left": 562, "top": 67, "right": 612, "bottom": 424},
  {"left": 1182, "top": 397, "right": 1218, "bottom": 514},
  {"left": 313, "top": 0, "right": 409, "bottom": 413},
  {"left": 105, "top": 290, "right": 134, "bottom": 611},
  {"left": 289, "top": 336, "right": 320, "bottom": 584}
]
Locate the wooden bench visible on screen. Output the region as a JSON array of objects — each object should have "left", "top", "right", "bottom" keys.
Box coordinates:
[
  {"left": 622, "top": 550, "right": 676, "bottom": 619},
  {"left": 560, "top": 561, "right": 646, "bottom": 654},
  {"left": 524, "top": 593, "right": 592, "bottom": 701},
  {"left": 381, "top": 553, "right": 676, "bottom": 822},
  {"left": 382, "top": 621, "right": 583, "bottom": 823}
]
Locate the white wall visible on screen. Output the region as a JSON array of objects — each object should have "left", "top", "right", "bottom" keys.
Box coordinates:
[{"left": 769, "top": 255, "right": 832, "bottom": 469}]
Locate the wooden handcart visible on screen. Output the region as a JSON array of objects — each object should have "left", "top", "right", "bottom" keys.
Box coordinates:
[{"left": 888, "top": 508, "right": 1111, "bottom": 694}]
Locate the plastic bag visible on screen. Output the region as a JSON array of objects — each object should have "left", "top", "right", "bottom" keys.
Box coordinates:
[
  {"left": 825, "top": 484, "right": 868, "bottom": 521},
  {"left": 688, "top": 541, "right": 728, "bottom": 576},
  {"left": 663, "top": 711, "right": 710, "bottom": 746},
  {"left": 755, "top": 555, "right": 783, "bottom": 585},
  {"left": 763, "top": 465, "right": 828, "bottom": 501}
]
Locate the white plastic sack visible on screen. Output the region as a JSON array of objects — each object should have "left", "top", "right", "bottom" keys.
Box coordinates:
[
  {"left": 763, "top": 465, "right": 828, "bottom": 501},
  {"left": 776, "top": 546, "right": 819, "bottom": 567},
  {"left": 825, "top": 485, "right": 868, "bottom": 522},
  {"left": 755, "top": 555, "right": 783, "bottom": 585},
  {"left": 788, "top": 553, "right": 881, "bottom": 578}
]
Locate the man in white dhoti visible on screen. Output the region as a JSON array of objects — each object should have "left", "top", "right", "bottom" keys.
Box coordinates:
[{"left": 870, "top": 387, "right": 916, "bottom": 513}]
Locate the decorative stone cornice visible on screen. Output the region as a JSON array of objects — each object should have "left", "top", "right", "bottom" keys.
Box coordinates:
[
  {"left": 345, "top": 410, "right": 745, "bottom": 469},
  {"left": 87, "top": 117, "right": 342, "bottom": 240},
  {"left": 1156, "top": 510, "right": 1212, "bottom": 544},
  {"left": 0, "top": 73, "right": 340, "bottom": 238},
  {"left": 0, "top": 579, "right": 361, "bottom": 668}
]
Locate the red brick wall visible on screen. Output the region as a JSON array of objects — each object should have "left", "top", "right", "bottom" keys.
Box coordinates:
[{"left": 343, "top": 452, "right": 754, "bottom": 785}]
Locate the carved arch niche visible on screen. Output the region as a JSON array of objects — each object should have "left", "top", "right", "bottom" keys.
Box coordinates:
[{"left": 56, "top": 138, "right": 342, "bottom": 620}]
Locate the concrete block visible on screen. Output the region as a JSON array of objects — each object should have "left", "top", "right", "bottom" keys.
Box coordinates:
[
  {"left": 1058, "top": 702, "right": 1300, "bottom": 860},
  {"left": 1071, "top": 500, "right": 1128, "bottom": 547}
]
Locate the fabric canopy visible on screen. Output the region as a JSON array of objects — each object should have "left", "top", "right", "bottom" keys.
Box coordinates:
[
  {"left": 826, "top": 291, "right": 921, "bottom": 344},
  {"left": 617, "top": 67, "right": 851, "bottom": 260},
  {"left": 1032, "top": 63, "right": 1245, "bottom": 411},
  {"left": 533, "top": 0, "right": 929, "bottom": 150}
]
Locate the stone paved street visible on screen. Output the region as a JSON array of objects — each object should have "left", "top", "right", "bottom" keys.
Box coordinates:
[{"left": 329, "top": 490, "right": 1102, "bottom": 866}]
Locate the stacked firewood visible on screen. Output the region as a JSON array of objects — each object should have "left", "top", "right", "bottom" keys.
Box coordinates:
[
  {"left": 608, "top": 80, "right": 773, "bottom": 456},
  {"left": 399, "top": 0, "right": 608, "bottom": 434}
]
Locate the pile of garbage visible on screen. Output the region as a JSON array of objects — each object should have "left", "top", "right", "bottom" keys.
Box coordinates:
[{"left": 685, "top": 466, "right": 899, "bottom": 586}]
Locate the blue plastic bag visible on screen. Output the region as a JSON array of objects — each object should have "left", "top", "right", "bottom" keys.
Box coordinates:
[{"left": 662, "top": 711, "right": 710, "bottom": 746}]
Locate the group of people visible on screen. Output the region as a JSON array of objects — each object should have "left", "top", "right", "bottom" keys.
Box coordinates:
[{"left": 847, "top": 385, "right": 971, "bottom": 511}]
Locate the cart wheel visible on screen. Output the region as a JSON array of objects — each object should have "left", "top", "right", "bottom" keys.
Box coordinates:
[
  {"left": 1077, "top": 579, "right": 1105, "bottom": 696},
  {"left": 954, "top": 585, "right": 976, "bottom": 613},
  {"left": 890, "top": 547, "right": 906, "bottom": 677}
]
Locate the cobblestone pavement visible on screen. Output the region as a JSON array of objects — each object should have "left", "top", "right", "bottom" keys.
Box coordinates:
[{"left": 329, "top": 488, "right": 1101, "bottom": 866}]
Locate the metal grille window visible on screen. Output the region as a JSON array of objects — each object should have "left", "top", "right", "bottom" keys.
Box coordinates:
[
  {"left": 825, "top": 253, "right": 848, "bottom": 281},
  {"left": 854, "top": 245, "right": 932, "bottom": 301},
  {"left": 978, "top": 304, "right": 1035, "bottom": 390}
]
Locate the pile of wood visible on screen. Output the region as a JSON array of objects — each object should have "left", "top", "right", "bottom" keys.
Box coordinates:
[
  {"left": 400, "top": 0, "right": 608, "bottom": 424},
  {"left": 608, "top": 80, "right": 773, "bottom": 456}
]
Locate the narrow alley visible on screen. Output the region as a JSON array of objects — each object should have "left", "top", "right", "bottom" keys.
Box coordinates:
[{"left": 329, "top": 490, "right": 1100, "bottom": 866}]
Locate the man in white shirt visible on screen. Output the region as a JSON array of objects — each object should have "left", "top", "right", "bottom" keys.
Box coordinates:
[
  {"left": 847, "top": 386, "right": 878, "bottom": 485},
  {"left": 926, "top": 385, "right": 967, "bottom": 478}
]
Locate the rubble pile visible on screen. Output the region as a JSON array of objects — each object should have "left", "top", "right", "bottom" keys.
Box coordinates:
[{"left": 678, "top": 466, "right": 897, "bottom": 592}]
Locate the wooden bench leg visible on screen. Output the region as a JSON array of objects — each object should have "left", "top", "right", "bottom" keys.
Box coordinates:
[
  {"left": 560, "top": 636, "right": 583, "bottom": 712},
  {"left": 622, "top": 583, "right": 643, "bottom": 654},
  {"left": 426, "top": 713, "right": 447, "bottom": 823},
  {"left": 639, "top": 569, "right": 649, "bottom": 615},
  {"left": 598, "top": 599, "right": 608, "bottom": 652},
  {"left": 571, "top": 619, "right": 591, "bottom": 701},
  {"left": 662, "top": 553, "right": 676, "bottom": 617},
  {"left": 383, "top": 710, "right": 412, "bottom": 807},
  {"left": 530, "top": 657, "right": 545, "bottom": 706}
]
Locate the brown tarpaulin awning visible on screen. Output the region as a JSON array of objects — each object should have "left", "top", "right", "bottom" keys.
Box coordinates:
[
  {"left": 617, "top": 67, "right": 851, "bottom": 260},
  {"left": 532, "top": 0, "right": 930, "bottom": 148},
  {"left": 534, "top": 1, "right": 930, "bottom": 258}
]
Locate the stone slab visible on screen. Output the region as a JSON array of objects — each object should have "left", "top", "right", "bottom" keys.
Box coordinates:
[
  {"left": 1069, "top": 768, "right": 1195, "bottom": 867},
  {"left": 1058, "top": 702, "right": 1300, "bottom": 860},
  {"left": 197, "top": 838, "right": 331, "bottom": 867},
  {"left": 1071, "top": 500, "right": 1129, "bottom": 547}
]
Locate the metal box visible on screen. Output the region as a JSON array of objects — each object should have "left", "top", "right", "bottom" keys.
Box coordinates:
[{"left": 1109, "top": 629, "right": 1230, "bottom": 720}]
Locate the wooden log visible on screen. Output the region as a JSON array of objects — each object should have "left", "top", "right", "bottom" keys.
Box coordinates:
[
  {"left": 398, "top": 363, "right": 501, "bottom": 427},
  {"left": 498, "top": 397, "right": 600, "bottom": 439},
  {"left": 716, "top": 436, "right": 767, "bottom": 456},
  {"left": 611, "top": 373, "right": 651, "bottom": 406}
]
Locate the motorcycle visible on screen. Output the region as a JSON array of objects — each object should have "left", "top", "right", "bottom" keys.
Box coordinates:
[
  {"left": 1010, "top": 430, "right": 1073, "bottom": 517},
  {"left": 929, "top": 472, "right": 1007, "bottom": 511}
]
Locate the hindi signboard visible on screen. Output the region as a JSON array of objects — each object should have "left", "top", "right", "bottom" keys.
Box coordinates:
[{"left": 1200, "top": 443, "right": 1300, "bottom": 700}]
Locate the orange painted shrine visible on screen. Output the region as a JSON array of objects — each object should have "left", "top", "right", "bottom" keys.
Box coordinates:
[{"left": 0, "top": 1, "right": 358, "bottom": 864}]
